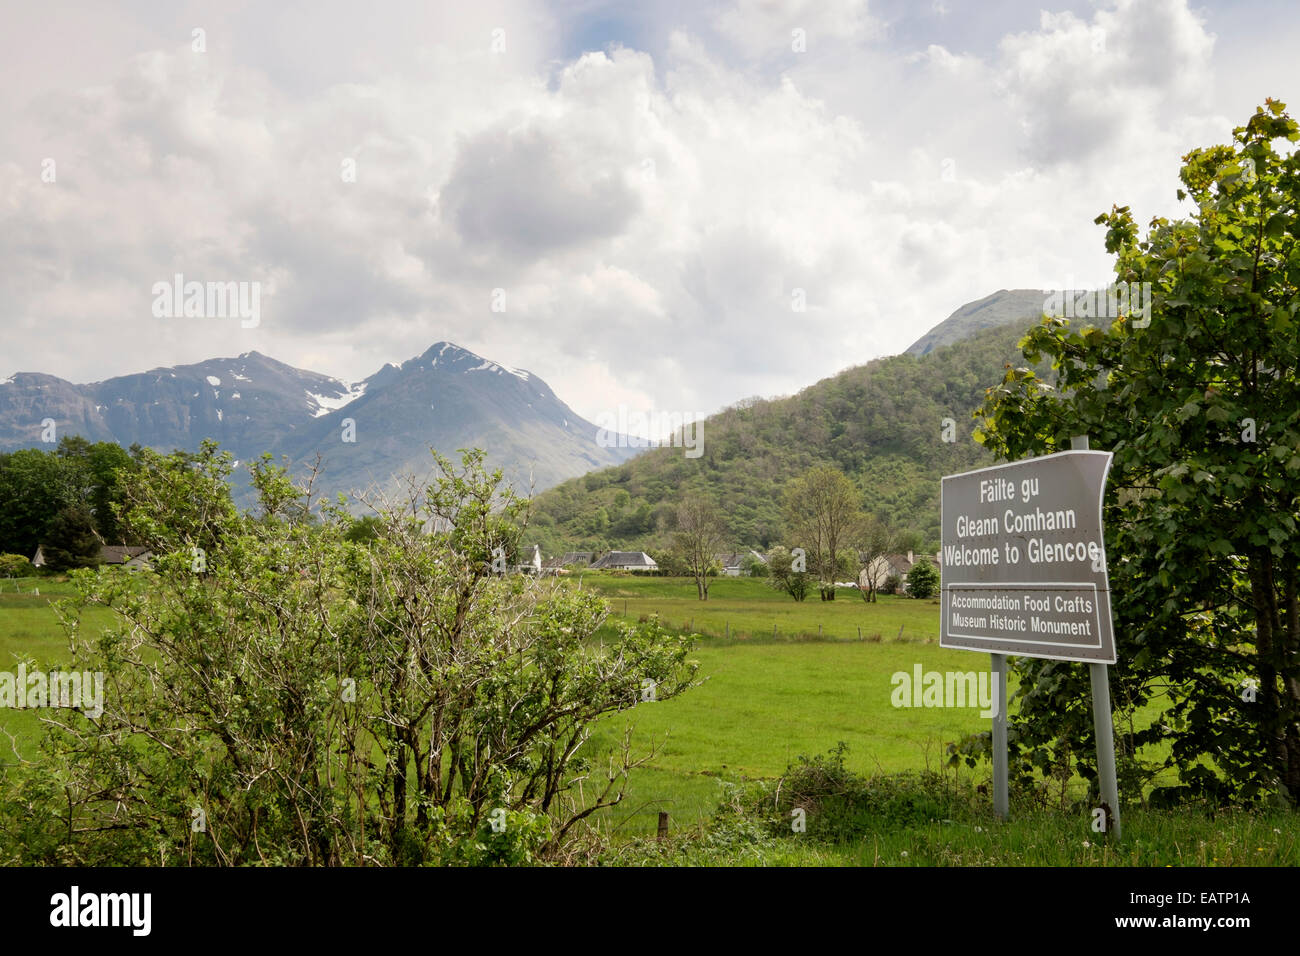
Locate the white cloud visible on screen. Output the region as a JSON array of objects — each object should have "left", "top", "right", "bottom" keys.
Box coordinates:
[{"left": 0, "top": 0, "right": 1275, "bottom": 427}]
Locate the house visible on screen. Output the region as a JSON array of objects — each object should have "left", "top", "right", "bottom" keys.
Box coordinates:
[
  {"left": 859, "top": 550, "right": 920, "bottom": 592},
  {"left": 541, "top": 551, "right": 594, "bottom": 575},
  {"left": 589, "top": 551, "right": 659, "bottom": 572},
  {"left": 99, "top": 545, "right": 154, "bottom": 570},
  {"left": 714, "top": 550, "right": 768, "bottom": 576},
  {"left": 33, "top": 544, "right": 154, "bottom": 570},
  {"left": 514, "top": 544, "right": 542, "bottom": 575}
]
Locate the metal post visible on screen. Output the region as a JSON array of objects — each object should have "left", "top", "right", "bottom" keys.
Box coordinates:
[
  {"left": 991, "top": 652, "right": 1008, "bottom": 820},
  {"left": 1073, "top": 434, "right": 1121, "bottom": 839}
]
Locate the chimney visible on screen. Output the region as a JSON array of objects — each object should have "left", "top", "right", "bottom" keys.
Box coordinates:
[{"left": 907, "top": 550, "right": 914, "bottom": 564}]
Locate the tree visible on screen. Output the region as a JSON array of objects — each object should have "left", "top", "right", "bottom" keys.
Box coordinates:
[
  {"left": 0, "top": 449, "right": 70, "bottom": 558},
  {"left": 766, "top": 545, "right": 811, "bottom": 601},
  {"left": 343, "top": 515, "right": 383, "bottom": 544},
  {"left": 854, "top": 516, "right": 896, "bottom": 603},
  {"left": 40, "top": 504, "right": 100, "bottom": 572},
  {"left": 904, "top": 559, "right": 938, "bottom": 599},
  {"left": 0, "top": 446, "right": 698, "bottom": 865},
  {"left": 0, "top": 554, "right": 34, "bottom": 578},
  {"left": 740, "top": 552, "right": 769, "bottom": 578},
  {"left": 968, "top": 101, "right": 1300, "bottom": 806},
  {"left": 783, "top": 465, "right": 863, "bottom": 601},
  {"left": 672, "top": 495, "right": 728, "bottom": 600}
]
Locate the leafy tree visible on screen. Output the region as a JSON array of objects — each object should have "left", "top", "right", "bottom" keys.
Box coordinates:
[
  {"left": 646, "top": 547, "right": 688, "bottom": 577},
  {"left": 55, "top": 437, "right": 137, "bottom": 543},
  {"left": 672, "top": 495, "right": 728, "bottom": 600},
  {"left": 0, "top": 449, "right": 70, "bottom": 558},
  {"left": 854, "top": 516, "right": 897, "bottom": 603},
  {"left": 969, "top": 101, "right": 1300, "bottom": 805},
  {"left": 766, "top": 545, "right": 811, "bottom": 602},
  {"left": 343, "top": 514, "right": 383, "bottom": 544},
  {"left": 740, "top": 552, "right": 769, "bottom": 578},
  {"left": 904, "top": 559, "right": 938, "bottom": 599},
  {"left": 783, "top": 465, "right": 863, "bottom": 601},
  {"left": 40, "top": 504, "right": 100, "bottom": 572},
  {"left": 0, "top": 554, "right": 34, "bottom": 577}
]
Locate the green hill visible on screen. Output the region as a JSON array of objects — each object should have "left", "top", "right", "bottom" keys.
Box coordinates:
[{"left": 526, "top": 318, "right": 1043, "bottom": 556}]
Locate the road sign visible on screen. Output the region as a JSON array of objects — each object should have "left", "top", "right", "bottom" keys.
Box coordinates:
[{"left": 940, "top": 450, "right": 1116, "bottom": 663}]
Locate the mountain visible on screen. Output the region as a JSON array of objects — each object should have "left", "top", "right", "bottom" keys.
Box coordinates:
[
  {"left": 905, "top": 288, "right": 1048, "bottom": 356},
  {"left": 0, "top": 344, "right": 635, "bottom": 501},
  {"left": 528, "top": 317, "right": 1046, "bottom": 557},
  {"left": 273, "top": 342, "right": 637, "bottom": 501}
]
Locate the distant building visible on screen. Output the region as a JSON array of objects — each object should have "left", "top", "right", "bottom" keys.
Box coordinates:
[
  {"left": 541, "top": 551, "right": 594, "bottom": 575},
  {"left": 514, "top": 544, "right": 542, "bottom": 575},
  {"left": 860, "top": 550, "right": 920, "bottom": 592},
  {"left": 714, "top": 550, "right": 768, "bottom": 576},
  {"left": 589, "top": 551, "right": 659, "bottom": 572},
  {"left": 32, "top": 544, "right": 153, "bottom": 570},
  {"left": 99, "top": 545, "right": 154, "bottom": 570}
]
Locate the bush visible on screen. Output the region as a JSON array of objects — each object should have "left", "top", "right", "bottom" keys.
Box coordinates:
[
  {"left": 881, "top": 573, "right": 901, "bottom": 595},
  {"left": 1, "top": 444, "right": 700, "bottom": 866},
  {"left": 725, "top": 743, "right": 981, "bottom": 844},
  {"left": 905, "top": 560, "right": 939, "bottom": 599},
  {"left": 0, "top": 553, "right": 34, "bottom": 578}
]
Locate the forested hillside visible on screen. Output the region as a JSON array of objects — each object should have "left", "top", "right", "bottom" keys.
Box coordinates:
[{"left": 527, "top": 319, "right": 1043, "bottom": 555}]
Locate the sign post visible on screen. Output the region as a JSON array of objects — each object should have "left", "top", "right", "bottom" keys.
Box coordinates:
[
  {"left": 991, "top": 652, "right": 1008, "bottom": 820},
  {"left": 940, "top": 439, "right": 1120, "bottom": 836},
  {"left": 1074, "top": 434, "right": 1121, "bottom": 839}
]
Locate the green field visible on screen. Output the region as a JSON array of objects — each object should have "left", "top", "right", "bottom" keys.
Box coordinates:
[
  {"left": 573, "top": 576, "right": 992, "bottom": 835},
  {"left": 2, "top": 573, "right": 1295, "bottom": 865}
]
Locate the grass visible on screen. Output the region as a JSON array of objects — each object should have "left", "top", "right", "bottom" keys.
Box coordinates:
[
  {"left": 0, "top": 577, "right": 115, "bottom": 763},
  {"left": 2, "top": 572, "right": 1294, "bottom": 866},
  {"left": 615, "top": 807, "right": 1300, "bottom": 866}
]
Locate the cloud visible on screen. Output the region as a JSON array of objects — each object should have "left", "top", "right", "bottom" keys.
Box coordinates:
[
  {"left": 439, "top": 120, "right": 641, "bottom": 260},
  {"left": 0, "top": 0, "right": 1273, "bottom": 429}
]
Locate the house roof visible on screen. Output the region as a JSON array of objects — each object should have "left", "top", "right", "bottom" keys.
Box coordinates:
[
  {"left": 590, "top": 551, "right": 658, "bottom": 570},
  {"left": 99, "top": 545, "right": 152, "bottom": 564}
]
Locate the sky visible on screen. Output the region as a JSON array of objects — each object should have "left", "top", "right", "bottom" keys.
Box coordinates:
[{"left": 1, "top": 0, "right": 1297, "bottom": 429}]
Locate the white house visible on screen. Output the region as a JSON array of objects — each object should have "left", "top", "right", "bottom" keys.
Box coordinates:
[
  {"left": 859, "top": 550, "right": 919, "bottom": 593},
  {"left": 514, "top": 544, "right": 542, "bottom": 575},
  {"left": 589, "top": 551, "right": 659, "bottom": 572},
  {"left": 715, "top": 550, "right": 768, "bottom": 576}
]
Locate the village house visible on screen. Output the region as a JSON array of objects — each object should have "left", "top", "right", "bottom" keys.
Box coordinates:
[
  {"left": 588, "top": 551, "right": 659, "bottom": 572},
  {"left": 540, "top": 551, "right": 595, "bottom": 574},
  {"left": 514, "top": 544, "right": 542, "bottom": 575},
  {"left": 859, "top": 550, "right": 920, "bottom": 593},
  {"left": 714, "top": 550, "right": 769, "bottom": 576},
  {"left": 32, "top": 544, "right": 154, "bottom": 571}
]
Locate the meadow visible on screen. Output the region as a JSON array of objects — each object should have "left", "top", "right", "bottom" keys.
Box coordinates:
[{"left": 2, "top": 573, "right": 1295, "bottom": 866}]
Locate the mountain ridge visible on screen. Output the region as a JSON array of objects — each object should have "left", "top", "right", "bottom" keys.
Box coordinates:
[{"left": 0, "top": 342, "right": 636, "bottom": 500}]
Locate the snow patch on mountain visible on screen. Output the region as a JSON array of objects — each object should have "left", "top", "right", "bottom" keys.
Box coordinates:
[
  {"left": 467, "top": 359, "right": 529, "bottom": 381},
  {"left": 307, "top": 381, "right": 367, "bottom": 418},
  {"left": 206, "top": 375, "right": 221, "bottom": 386}
]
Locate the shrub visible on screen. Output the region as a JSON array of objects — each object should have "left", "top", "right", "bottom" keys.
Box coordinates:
[{"left": 0, "top": 553, "right": 34, "bottom": 578}]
